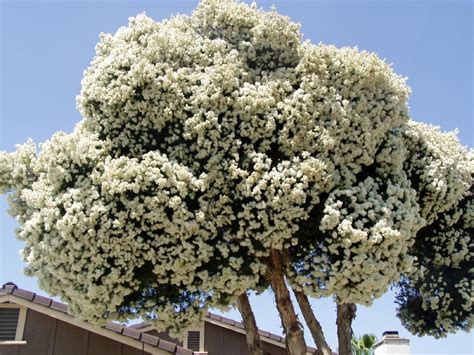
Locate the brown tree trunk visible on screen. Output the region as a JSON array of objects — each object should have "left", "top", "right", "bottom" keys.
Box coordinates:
[
  {"left": 267, "top": 249, "right": 307, "bottom": 355},
  {"left": 237, "top": 292, "right": 264, "bottom": 355},
  {"left": 336, "top": 303, "right": 357, "bottom": 355},
  {"left": 293, "top": 289, "right": 332, "bottom": 355}
]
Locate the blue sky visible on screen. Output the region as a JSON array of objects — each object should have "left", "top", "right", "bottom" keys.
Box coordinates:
[{"left": 0, "top": 0, "right": 472, "bottom": 353}]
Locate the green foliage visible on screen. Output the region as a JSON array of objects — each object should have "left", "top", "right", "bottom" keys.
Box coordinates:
[{"left": 352, "top": 334, "right": 377, "bottom": 355}]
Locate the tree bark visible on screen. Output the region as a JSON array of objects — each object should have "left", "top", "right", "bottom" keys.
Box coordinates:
[
  {"left": 267, "top": 249, "right": 307, "bottom": 355},
  {"left": 336, "top": 303, "right": 357, "bottom": 355},
  {"left": 293, "top": 289, "right": 332, "bottom": 355},
  {"left": 237, "top": 292, "right": 264, "bottom": 355}
]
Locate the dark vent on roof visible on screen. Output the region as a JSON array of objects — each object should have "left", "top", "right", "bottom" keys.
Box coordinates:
[
  {"left": 0, "top": 308, "right": 20, "bottom": 340},
  {"left": 187, "top": 330, "right": 200, "bottom": 351}
]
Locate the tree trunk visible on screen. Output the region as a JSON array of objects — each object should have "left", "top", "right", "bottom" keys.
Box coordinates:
[
  {"left": 267, "top": 249, "right": 307, "bottom": 355},
  {"left": 237, "top": 292, "right": 264, "bottom": 355},
  {"left": 336, "top": 303, "right": 357, "bottom": 355},
  {"left": 293, "top": 289, "right": 332, "bottom": 355}
]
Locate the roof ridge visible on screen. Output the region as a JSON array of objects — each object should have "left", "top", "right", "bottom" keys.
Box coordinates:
[{"left": 0, "top": 282, "right": 194, "bottom": 355}]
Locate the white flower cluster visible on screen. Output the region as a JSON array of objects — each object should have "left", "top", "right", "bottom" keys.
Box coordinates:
[
  {"left": 0, "top": 140, "right": 37, "bottom": 224},
  {"left": 402, "top": 122, "right": 472, "bottom": 224},
  {"left": 288, "top": 122, "right": 471, "bottom": 313},
  {"left": 392, "top": 122, "right": 473, "bottom": 337},
  {"left": 396, "top": 188, "right": 473, "bottom": 338},
  {"left": 0, "top": 139, "right": 36, "bottom": 194},
  {"left": 293, "top": 174, "right": 423, "bottom": 304},
  {"left": 1, "top": 0, "right": 472, "bottom": 337}
]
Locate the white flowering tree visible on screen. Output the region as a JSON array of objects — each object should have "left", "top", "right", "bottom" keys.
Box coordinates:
[{"left": 1, "top": 1, "right": 472, "bottom": 355}]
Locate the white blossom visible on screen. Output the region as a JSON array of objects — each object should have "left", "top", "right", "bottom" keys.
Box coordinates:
[{"left": 0, "top": 0, "right": 471, "bottom": 337}]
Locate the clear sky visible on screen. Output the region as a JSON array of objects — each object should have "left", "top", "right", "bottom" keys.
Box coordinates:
[{"left": 0, "top": 0, "right": 472, "bottom": 354}]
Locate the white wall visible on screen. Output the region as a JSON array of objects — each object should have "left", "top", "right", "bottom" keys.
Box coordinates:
[{"left": 374, "top": 336, "right": 410, "bottom": 355}]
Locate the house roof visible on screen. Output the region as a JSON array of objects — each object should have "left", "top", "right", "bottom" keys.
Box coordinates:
[
  {"left": 0, "top": 282, "right": 193, "bottom": 355},
  {"left": 1, "top": 282, "right": 330, "bottom": 355},
  {"left": 130, "top": 309, "right": 326, "bottom": 354}
]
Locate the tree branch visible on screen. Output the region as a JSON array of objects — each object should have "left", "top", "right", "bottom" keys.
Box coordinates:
[
  {"left": 293, "top": 289, "right": 332, "bottom": 355},
  {"left": 336, "top": 303, "right": 357, "bottom": 355},
  {"left": 281, "top": 250, "right": 332, "bottom": 355},
  {"left": 267, "top": 249, "right": 307, "bottom": 355},
  {"left": 237, "top": 292, "right": 264, "bottom": 355}
]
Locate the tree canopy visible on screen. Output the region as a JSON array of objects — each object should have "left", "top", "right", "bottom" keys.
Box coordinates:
[{"left": 0, "top": 0, "right": 472, "bottom": 350}]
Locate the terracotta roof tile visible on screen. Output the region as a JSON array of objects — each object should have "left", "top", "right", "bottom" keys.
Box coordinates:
[
  {"left": 50, "top": 300, "right": 68, "bottom": 312},
  {"left": 32, "top": 294, "right": 53, "bottom": 307},
  {"left": 220, "top": 316, "right": 235, "bottom": 325},
  {"left": 12, "top": 288, "right": 35, "bottom": 301},
  {"left": 234, "top": 321, "right": 245, "bottom": 329},
  {"left": 209, "top": 313, "right": 221, "bottom": 321},
  {"left": 122, "top": 327, "right": 142, "bottom": 340},
  {"left": 3, "top": 282, "right": 17, "bottom": 293},
  {"left": 158, "top": 339, "right": 177, "bottom": 352},
  {"left": 105, "top": 322, "right": 123, "bottom": 334},
  {"left": 141, "top": 332, "right": 160, "bottom": 346}
]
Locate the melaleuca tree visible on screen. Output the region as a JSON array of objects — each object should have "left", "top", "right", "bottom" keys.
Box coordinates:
[
  {"left": 0, "top": 1, "right": 472, "bottom": 355},
  {"left": 395, "top": 182, "right": 473, "bottom": 337}
]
